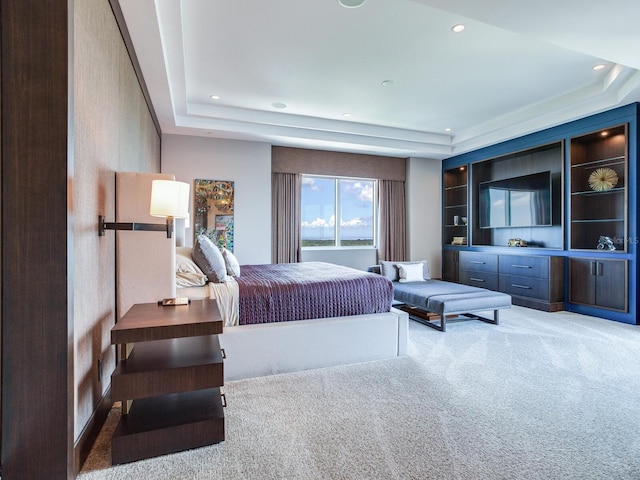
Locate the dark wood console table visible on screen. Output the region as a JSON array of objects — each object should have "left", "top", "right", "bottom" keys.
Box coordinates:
[{"left": 110, "top": 299, "right": 225, "bottom": 464}]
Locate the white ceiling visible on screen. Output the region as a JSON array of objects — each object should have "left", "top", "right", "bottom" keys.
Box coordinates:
[{"left": 117, "top": 0, "right": 640, "bottom": 159}]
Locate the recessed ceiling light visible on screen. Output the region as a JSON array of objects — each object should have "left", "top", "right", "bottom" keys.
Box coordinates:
[
  {"left": 601, "top": 131, "right": 609, "bottom": 137},
  {"left": 343, "top": 113, "right": 352, "bottom": 117},
  {"left": 272, "top": 102, "right": 287, "bottom": 109},
  {"left": 381, "top": 80, "right": 394, "bottom": 87},
  {"left": 451, "top": 24, "right": 466, "bottom": 33},
  {"left": 338, "top": 0, "right": 365, "bottom": 7},
  {"left": 210, "top": 95, "right": 220, "bottom": 100},
  {"left": 445, "top": 127, "right": 452, "bottom": 132},
  {"left": 593, "top": 64, "right": 606, "bottom": 71}
]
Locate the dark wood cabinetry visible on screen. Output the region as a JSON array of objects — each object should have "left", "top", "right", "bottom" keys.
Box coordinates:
[
  {"left": 470, "top": 142, "right": 563, "bottom": 249},
  {"left": 442, "top": 249, "right": 460, "bottom": 282},
  {"left": 498, "top": 255, "right": 564, "bottom": 311},
  {"left": 442, "top": 104, "right": 637, "bottom": 324},
  {"left": 110, "top": 300, "right": 225, "bottom": 464},
  {"left": 569, "top": 258, "right": 627, "bottom": 311},
  {"left": 570, "top": 125, "right": 627, "bottom": 251},
  {"left": 459, "top": 251, "right": 564, "bottom": 312},
  {"left": 443, "top": 167, "right": 468, "bottom": 246},
  {"left": 459, "top": 251, "right": 498, "bottom": 290}
]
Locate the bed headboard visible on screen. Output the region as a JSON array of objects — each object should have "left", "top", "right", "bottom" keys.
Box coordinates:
[{"left": 116, "top": 172, "right": 177, "bottom": 319}]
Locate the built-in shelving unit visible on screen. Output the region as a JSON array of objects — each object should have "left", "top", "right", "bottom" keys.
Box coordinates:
[
  {"left": 569, "top": 124, "right": 627, "bottom": 252},
  {"left": 442, "top": 166, "right": 468, "bottom": 246},
  {"left": 441, "top": 102, "right": 638, "bottom": 325}
]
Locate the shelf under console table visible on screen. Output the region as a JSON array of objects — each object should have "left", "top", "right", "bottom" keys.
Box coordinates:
[{"left": 110, "top": 299, "right": 225, "bottom": 464}]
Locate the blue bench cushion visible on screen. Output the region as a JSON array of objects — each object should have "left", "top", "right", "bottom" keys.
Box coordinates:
[{"left": 392, "top": 279, "right": 511, "bottom": 315}]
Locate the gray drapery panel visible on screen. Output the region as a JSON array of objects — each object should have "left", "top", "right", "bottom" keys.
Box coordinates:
[
  {"left": 271, "top": 172, "right": 301, "bottom": 263},
  {"left": 378, "top": 179, "right": 406, "bottom": 262}
]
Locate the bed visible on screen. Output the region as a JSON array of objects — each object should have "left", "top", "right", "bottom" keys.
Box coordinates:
[{"left": 176, "top": 244, "right": 408, "bottom": 380}]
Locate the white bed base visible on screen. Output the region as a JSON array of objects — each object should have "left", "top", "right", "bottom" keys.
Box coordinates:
[{"left": 220, "top": 307, "right": 409, "bottom": 381}]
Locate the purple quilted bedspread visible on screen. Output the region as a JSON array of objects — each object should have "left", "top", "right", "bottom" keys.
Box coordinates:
[{"left": 236, "top": 262, "right": 393, "bottom": 325}]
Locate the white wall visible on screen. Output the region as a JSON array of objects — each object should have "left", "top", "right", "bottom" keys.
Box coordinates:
[
  {"left": 162, "top": 136, "right": 442, "bottom": 272},
  {"left": 301, "top": 248, "right": 377, "bottom": 271},
  {"left": 406, "top": 157, "right": 442, "bottom": 277},
  {"left": 162, "top": 134, "right": 272, "bottom": 265}
]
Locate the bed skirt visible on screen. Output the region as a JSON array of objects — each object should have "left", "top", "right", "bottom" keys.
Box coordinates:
[{"left": 220, "top": 307, "right": 409, "bottom": 381}]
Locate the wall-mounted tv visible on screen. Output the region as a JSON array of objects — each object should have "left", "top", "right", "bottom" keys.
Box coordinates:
[{"left": 479, "top": 171, "right": 552, "bottom": 228}]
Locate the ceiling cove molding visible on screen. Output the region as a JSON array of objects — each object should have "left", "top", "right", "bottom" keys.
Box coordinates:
[{"left": 172, "top": 114, "right": 454, "bottom": 158}]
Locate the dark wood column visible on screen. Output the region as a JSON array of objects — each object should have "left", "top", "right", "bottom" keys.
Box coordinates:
[{"left": 1, "top": 0, "right": 74, "bottom": 478}]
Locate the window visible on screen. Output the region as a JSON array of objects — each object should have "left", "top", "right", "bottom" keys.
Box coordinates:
[{"left": 301, "top": 175, "right": 377, "bottom": 247}]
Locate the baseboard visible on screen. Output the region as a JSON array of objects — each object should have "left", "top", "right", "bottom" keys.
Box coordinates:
[
  {"left": 511, "top": 296, "right": 564, "bottom": 312},
  {"left": 74, "top": 386, "right": 112, "bottom": 474}
]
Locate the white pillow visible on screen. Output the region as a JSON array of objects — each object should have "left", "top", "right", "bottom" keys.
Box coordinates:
[
  {"left": 398, "top": 262, "right": 426, "bottom": 283},
  {"left": 176, "top": 271, "right": 208, "bottom": 287},
  {"left": 221, "top": 247, "right": 241, "bottom": 277},
  {"left": 175, "top": 247, "right": 205, "bottom": 275}
]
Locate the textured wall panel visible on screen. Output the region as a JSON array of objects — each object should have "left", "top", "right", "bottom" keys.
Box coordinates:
[{"left": 73, "top": 0, "right": 160, "bottom": 440}]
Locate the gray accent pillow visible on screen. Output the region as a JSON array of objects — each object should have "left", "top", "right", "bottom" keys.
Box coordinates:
[
  {"left": 379, "top": 260, "right": 430, "bottom": 281},
  {"left": 192, "top": 235, "right": 228, "bottom": 283},
  {"left": 221, "top": 247, "right": 241, "bottom": 277}
]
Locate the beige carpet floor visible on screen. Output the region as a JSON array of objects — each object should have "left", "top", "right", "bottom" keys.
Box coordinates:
[{"left": 79, "top": 306, "right": 640, "bottom": 479}]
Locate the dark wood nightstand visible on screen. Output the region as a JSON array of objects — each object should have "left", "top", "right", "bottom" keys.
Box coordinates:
[{"left": 110, "top": 299, "right": 225, "bottom": 464}]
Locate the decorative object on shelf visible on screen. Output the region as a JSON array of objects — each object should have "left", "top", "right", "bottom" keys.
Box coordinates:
[
  {"left": 461, "top": 217, "right": 467, "bottom": 225},
  {"left": 453, "top": 215, "right": 460, "bottom": 226},
  {"left": 451, "top": 236, "right": 467, "bottom": 245},
  {"left": 588, "top": 167, "right": 618, "bottom": 191},
  {"left": 507, "top": 238, "right": 527, "bottom": 247},
  {"left": 596, "top": 235, "right": 616, "bottom": 251}
]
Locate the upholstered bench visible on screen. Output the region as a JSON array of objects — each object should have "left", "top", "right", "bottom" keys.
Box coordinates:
[
  {"left": 369, "top": 263, "right": 512, "bottom": 332},
  {"left": 392, "top": 280, "right": 511, "bottom": 331}
]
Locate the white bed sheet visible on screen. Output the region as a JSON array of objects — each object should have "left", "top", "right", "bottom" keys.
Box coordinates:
[{"left": 177, "top": 278, "right": 239, "bottom": 327}]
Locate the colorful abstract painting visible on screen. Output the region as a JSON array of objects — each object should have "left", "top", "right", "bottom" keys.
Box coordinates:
[{"left": 194, "top": 179, "right": 235, "bottom": 251}]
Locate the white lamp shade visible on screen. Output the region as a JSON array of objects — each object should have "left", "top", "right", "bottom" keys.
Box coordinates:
[{"left": 150, "top": 180, "right": 190, "bottom": 219}]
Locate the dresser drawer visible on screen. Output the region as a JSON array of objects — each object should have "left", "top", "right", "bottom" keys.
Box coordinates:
[
  {"left": 499, "top": 255, "right": 549, "bottom": 278},
  {"left": 499, "top": 275, "right": 549, "bottom": 301},
  {"left": 459, "top": 252, "right": 498, "bottom": 273},
  {"left": 459, "top": 269, "right": 498, "bottom": 290}
]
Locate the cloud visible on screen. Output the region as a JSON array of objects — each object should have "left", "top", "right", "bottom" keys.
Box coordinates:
[
  {"left": 341, "top": 217, "right": 365, "bottom": 227},
  {"left": 343, "top": 181, "right": 373, "bottom": 203},
  {"left": 302, "top": 215, "right": 335, "bottom": 228},
  {"left": 301, "top": 177, "right": 320, "bottom": 191}
]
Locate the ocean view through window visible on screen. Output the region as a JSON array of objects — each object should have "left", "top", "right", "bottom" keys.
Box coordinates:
[{"left": 301, "top": 175, "right": 377, "bottom": 247}]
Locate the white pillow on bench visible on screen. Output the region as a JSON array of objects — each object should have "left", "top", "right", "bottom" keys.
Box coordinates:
[{"left": 398, "top": 262, "right": 425, "bottom": 283}]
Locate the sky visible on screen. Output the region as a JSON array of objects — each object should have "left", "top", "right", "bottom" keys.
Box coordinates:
[{"left": 301, "top": 176, "right": 374, "bottom": 239}]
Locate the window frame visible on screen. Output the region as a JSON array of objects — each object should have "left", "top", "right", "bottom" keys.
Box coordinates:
[{"left": 301, "top": 174, "right": 378, "bottom": 250}]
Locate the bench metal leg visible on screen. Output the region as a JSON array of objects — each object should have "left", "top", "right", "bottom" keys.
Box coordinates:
[
  {"left": 404, "top": 306, "right": 501, "bottom": 332},
  {"left": 411, "top": 314, "right": 446, "bottom": 332},
  {"left": 463, "top": 309, "right": 499, "bottom": 325}
]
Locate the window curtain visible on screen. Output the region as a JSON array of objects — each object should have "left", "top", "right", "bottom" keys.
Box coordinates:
[
  {"left": 378, "top": 179, "right": 406, "bottom": 262},
  {"left": 271, "top": 172, "right": 301, "bottom": 263}
]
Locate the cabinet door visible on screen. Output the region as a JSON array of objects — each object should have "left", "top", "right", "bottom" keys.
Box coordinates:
[
  {"left": 569, "top": 258, "right": 596, "bottom": 306},
  {"left": 442, "top": 250, "right": 459, "bottom": 282},
  {"left": 595, "top": 259, "right": 627, "bottom": 311},
  {"left": 569, "top": 258, "right": 627, "bottom": 311}
]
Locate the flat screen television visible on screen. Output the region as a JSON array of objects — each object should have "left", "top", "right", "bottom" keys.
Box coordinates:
[{"left": 479, "top": 171, "right": 552, "bottom": 228}]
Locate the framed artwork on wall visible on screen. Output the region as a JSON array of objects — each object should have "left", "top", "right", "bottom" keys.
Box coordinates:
[{"left": 194, "top": 179, "right": 235, "bottom": 251}]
